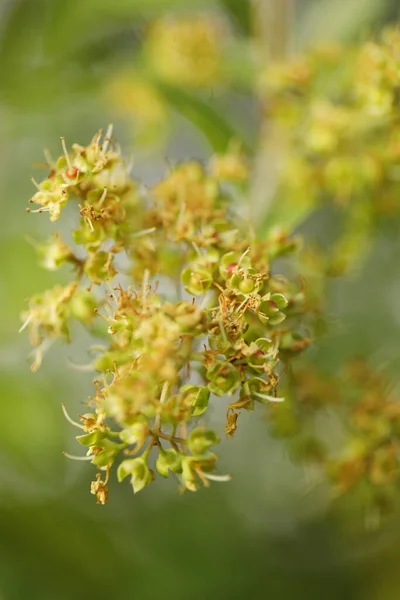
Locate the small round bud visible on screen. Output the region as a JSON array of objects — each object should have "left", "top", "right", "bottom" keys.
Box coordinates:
[
  {"left": 239, "top": 279, "right": 255, "bottom": 294},
  {"left": 65, "top": 167, "right": 79, "bottom": 180}
]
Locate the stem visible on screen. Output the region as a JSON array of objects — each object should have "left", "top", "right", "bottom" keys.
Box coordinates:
[
  {"left": 251, "top": 0, "right": 294, "bottom": 60},
  {"left": 151, "top": 429, "right": 188, "bottom": 447},
  {"left": 250, "top": 0, "right": 295, "bottom": 223},
  {"left": 153, "top": 382, "right": 169, "bottom": 431}
]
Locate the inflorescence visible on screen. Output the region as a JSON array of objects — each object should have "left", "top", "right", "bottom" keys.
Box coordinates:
[{"left": 21, "top": 128, "right": 309, "bottom": 503}]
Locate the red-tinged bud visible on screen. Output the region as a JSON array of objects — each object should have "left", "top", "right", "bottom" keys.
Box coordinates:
[
  {"left": 226, "top": 262, "right": 237, "bottom": 275},
  {"left": 66, "top": 167, "right": 79, "bottom": 180}
]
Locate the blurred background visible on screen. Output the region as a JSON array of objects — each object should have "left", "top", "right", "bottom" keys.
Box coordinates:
[{"left": 1, "top": 0, "right": 400, "bottom": 598}]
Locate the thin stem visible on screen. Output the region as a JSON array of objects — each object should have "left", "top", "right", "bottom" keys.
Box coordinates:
[{"left": 151, "top": 430, "right": 188, "bottom": 446}]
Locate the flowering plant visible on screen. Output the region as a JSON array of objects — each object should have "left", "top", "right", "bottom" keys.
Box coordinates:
[{"left": 21, "top": 127, "right": 309, "bottom": 503}]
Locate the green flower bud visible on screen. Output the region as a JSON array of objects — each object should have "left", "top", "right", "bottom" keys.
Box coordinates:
[
  {"left": 255, "top": 338, "right": 273, "bottom": 353},
  {"left": 29, "top": 177, "right": 69, "bottom": 222},
  {"left": 76, "top": 429, "right": 108, "bottom": 446},
  {"left": 91, "top": 439, "right": 125, "bottom": 467},
  {"left": 156, "top": 448, "right": 182, "bottom": 477},
  {"left": 84, "top": 251, "right": 116, "bottom": 284},
  {"left": 119, "top": 415, "right": 150, "bottom": 452},
  {"left": 270, "top": 293, "right": 288, "bottom": 309},
  {"left": 181, "top": 263, "right": 213, "bottom": 295},
  {"left": 181, "top": 452, "right": 218, "bottom": 491},
  {"left": 181, "top": 456, "right": 198, "bottom": 491},
  {"left": 259, "top": 297, "right": 286, "bottom": 325},
  {"left": 188, "top": 427, "right": 219, "bottom": 455},
  {"left": 219, "top": 251, "right": 251, "bottom": 280},
  {"left": 238, "top": 278, "right": 255, "bottom": 294},
  {"left": 70, "top": 290, "right": 98, "bottom": 324},
  {"left": 93, "top": 158, "right": 130, "bottom": 193},
  {"left": 245, "top": 376, "right": 284, "bottom": 404},
  {"left": 163, "top": 301, "right": 206, "bottom": 333},
  {"left": 180, "top": 385, "right": 210, "bottom": 417},
  {"left": 117, "top": 457, "right": 154, "bottom": 494},
  {"left": 246, "top": 338, "right": 278, "bottom": 373},
  {"left": 206, "top": 361, "right": 241, "bottom": 396},
  {"left": 36, "top": 233, "right": 73, "bottom": 271},
  {"left": 73, "top": 223, "right": 106, "bottom": 249}
]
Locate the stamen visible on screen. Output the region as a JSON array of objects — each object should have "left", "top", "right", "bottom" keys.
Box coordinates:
[
  {"left": 30, "top": 176, "right": 42, "bottom": 191},
  {"left": 142, "top": 269, "right": 150, "bottom": 306},
  {"left": 236, "top": 297, "right": 249, "bottom": 313},
  {"left": 154, "top": 382, "right": 169, "bottom": 430},
  {"left": 126, "top": 157, "right": 134, "bottom": 175},
  {"left": 203, "top": 473, "right": 232, "bottom": 482},
  {"left": 85, "top": 216, "right": 94, "bottom": 232},
  {"left": 191, "top": 241, "right": 202, "bottom": 257},
  {"left": 27, "top": 207, "right": 51, "bottom": 214},
  {"left": 160, "top": 382, "right": 169, "bottom": 404},
  {"left": 131, "top": 227, "right": 156, "bottom": 239},
  {"left": 253, "top": 392, "right": 284, "bottom": 403},
  {"left": 98, "top": 187, "right": 108, "bottom": 207},
  {"left": 19, "top": 314, "right": 32, "bottom": 333},
  {"left": 102, "top": 123, "right": 114, "bottom": 153},
  {"left": 217, "top": 316, "right": 229, "bottom": 346},
  {"left": 60, "top": 137, "right": 72, "bottom": 169},
  {"left": 67, "top": 358, "right": 96, "bottom": 372},
  {"left": 238, "top": 247, "right": 250, "bottom": 267},
  {"left": 62, "top": 451, "right": 93, "bottom": 461},
  {"left": 43, "top": 147, "right": 55, "bottom": 168},
  {"left": 30, "top": 347, "right": 43, "bottom": 372},
  {"left": 61, "top": 404, "right": 85, "bottom": 429}
]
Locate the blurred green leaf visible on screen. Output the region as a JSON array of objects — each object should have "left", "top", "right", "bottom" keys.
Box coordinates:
[{"left": 159, "top": 84, "right": 253, "bottom": 154}]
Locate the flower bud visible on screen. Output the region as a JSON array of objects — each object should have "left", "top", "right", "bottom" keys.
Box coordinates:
[
  {"left": 117, "top": 457, "right": 154, "bottom": 494},
  {"left": 36, "top": 233, "right": 72, "bottom": 271},
  {"left": 69, "top": 290, "right": 98, "bottom": 324},
  {"left": 76, "top": 429, "right": 108, "bottom": 446},
  {"left": 206, "top": 361, "right": 241, "bottom": 396},
  {"left": 84, "top": 251, "right": 116, "bottom": 284},
  {"left": 91, "top": 439, "right": 125, "bottom": 467},
  {"left": 181, "top": 262, "right": 213, "bottom": 296},
  {"left": 119, "top": 415, "right": 150, "bottom": 452},
  {"left": 219, "top": 251, "right": 249, "bottom": 280},
  {"left": 188, "top": 427, "right": 219, "bottom": 455},
  {"left": 156, "top": 448, "right": 182, "bottom": 477},
  {"left": 180, "top": 385, "right": 210, "bottom": 417}
]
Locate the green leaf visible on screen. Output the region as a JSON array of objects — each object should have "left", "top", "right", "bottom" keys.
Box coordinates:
[{"left": 158, "top": 83, "right": 252, "bottom": 154}]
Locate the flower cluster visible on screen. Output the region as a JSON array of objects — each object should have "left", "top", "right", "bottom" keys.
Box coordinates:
[
  {"left": 268, "top": 360, "right": 400, "bottom": 523},
  {"left": 22, "top": 129, "right": 309, "bottom": 503},
  {"left": 145, "top": 15, "right": 224, "bottom": 88},
  {"left": 105, "top": 13, "right": 230, "bottom": 143},
  {"left": 260, "top": 29, "right": 400, "bottom": 272}
]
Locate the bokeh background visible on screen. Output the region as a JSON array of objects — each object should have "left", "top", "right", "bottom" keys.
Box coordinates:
[{"left": 1, "top": 1, "right": 400, "bottom": 598}]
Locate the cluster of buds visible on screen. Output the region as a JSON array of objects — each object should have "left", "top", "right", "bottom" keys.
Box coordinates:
[
  {"left": 105, "top": 13, "right": 234, "bottom": 143},
  {"left": 327, "top": 362, "right": 400, "bottom": 518},
  {"left": 268, "top": 360, "right": 400, "bottom": 523},
  {"left": 259, "top": 29, "right": 400, "bottom": 273},
  {"left": 145, "top": 15, "right": 224, "bottom": 88},
  {"left": 22, "top": 128, "right": 309, "bottom": 504}
]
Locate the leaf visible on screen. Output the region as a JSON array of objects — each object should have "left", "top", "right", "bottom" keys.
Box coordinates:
[{"left": 158, "top": 83, "right": 253, "bottom": 155}]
